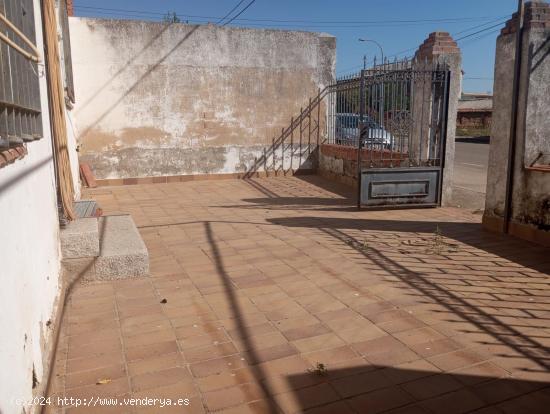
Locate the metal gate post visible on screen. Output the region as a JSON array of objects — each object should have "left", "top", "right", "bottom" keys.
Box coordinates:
[{"left": 357, "top": 69, "right": 366, "bottom": 209}]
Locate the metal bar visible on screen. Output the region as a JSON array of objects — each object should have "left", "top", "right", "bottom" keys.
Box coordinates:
[
  {"left": 32, "top": 0, "right": 41, "bottom": 139},
  {"left": 19, "top": 0, "right": 32, "bottom": 141},
  {"left": 357, "top": 69, "right": 366, "bottom": 209},
  {"left": 299, "top": 107, "right": 303, "bottom": 166},
  {"left": 308, "top": 97, "right": 312, "bottom": 154},
  {"left": 427, "top": 73, "right": 437, "bottom": 163},
  {"left": 5, "top": 0, "right": 18, "bottom": 144},
  {"left": 289, "top": 115, "right": 293, "bottom": 171},
  {"left": 0, "top": 9, "right": 40, "bottom": 60},
  {"left": 0, "top": 98, "right": 40, "bottom": 113},
  {"left": 0, "top": 0, "right": 7, "bottom": 147}
]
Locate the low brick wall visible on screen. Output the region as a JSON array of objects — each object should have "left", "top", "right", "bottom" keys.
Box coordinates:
[{"left": 318, "top": 143, "right": 407, "bottom": 188}]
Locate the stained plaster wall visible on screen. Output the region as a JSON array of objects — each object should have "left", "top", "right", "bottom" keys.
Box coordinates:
[
  {"left": 69, "top": 18, "right": 336, "bottom": 179},
  {"left": 485, "top": 4, "right": 550, "bottom": 232}
]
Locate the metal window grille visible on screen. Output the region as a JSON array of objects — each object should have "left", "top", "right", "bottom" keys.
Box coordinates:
[
  {"left": 0, "top": 0, "right": 42, "bottom": 149},
  {"left": 58, "top": 0, "right": 74, "bottom": 103}
]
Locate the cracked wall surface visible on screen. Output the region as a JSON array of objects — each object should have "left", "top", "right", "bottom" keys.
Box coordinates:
[
  {"left": 485, "top": 7, "right": 550, "bottom": 232},
  {"left": 69, "top": 18, "right": 336, "bottom": 179}
]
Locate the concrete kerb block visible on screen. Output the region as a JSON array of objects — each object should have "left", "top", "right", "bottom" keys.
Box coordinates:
[
  {"left": 94, "top": 214, "right": 149, "bottom": 280},
  {"left": 60, "top": 217, "right": 100, "bottom": 259}
]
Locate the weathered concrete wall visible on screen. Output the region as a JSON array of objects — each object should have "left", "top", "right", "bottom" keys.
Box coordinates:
[
  {"left": 484, "top": 2, "right": 550, "bottom": 242},
  {"left": 69, "top": 18, "right": 335, "bottom": 179}
]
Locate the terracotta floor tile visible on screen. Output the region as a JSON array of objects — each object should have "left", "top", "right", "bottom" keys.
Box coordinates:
[
  {"left": 365, "top": 349, "right": 422, "bottom": 367},
  {"left": 452, "top": 361, "right": 511, "bottom": 386},
  {"left": 220, "top": 400, "right": 283, "bottom": 414},
  {"left": 348, "top": 385, "right": 415, "bottom": 414},
  {"left": 65, "top": 377, "right": 130, "bottom": 399},
  {"left": 203, "top": 382, "right": 266, "bottom": 412},
  {"left": 197, "top": 367, "right": 257, "bottom": 393},
  {"left": 302, "top": 400, "right": 355, "bottom": 414},
  {"left": 178, "top": 329, "right": 231, "bottom": 350},
  {"left": 50, "top": 178, "right": 550, "bottom": 414},
  {"left": 125, "top": 340, "right": 179, "bottom": 362},
  {"left": 350, "top": 335, "right": 404, "bottom": 356},
  {"left": 281, "top": 323, "right": 331, "bottom": 341},
  {"left": 401, "top": 373, "right": 464, "bottom": 400},
  {"left": 393, "top": 327, "right": 447, "bottom": 346},
  {"left": 274, "top": 383, "right": 340, "bottom": 414},
  {"left": 332, "top": 368, "right": 394, "bottom": 398},
  {"left": 292, "top": 333, "right": 346, "bottom": 353},
  {"left": 234, "top": 331, "right": 289, "bottom": 352},
  {"left": 381, "top": 359, "right": 441, "bottom": 385},
  {"left": 243, "top": 343, "right": 298, "bottom": 365},
  {"left": 66, "top": 353, "right": 124, "bottom": 374},
  {"left": 65, "top": 364, "right": 126, "bottom": 389},
  {"left": 427, "top": 348, "right": 490, "bottom": 371},
  {"left": 419, "top": 388, "right": 486, "bottom": 414},
  {"left": 256, "top": 355, "right": 310, "bottom": 377},
  {"left": 190, "top": 354, "right": 249, "bottom": 378},
  {"left": 127, "top": 352, "right": 184, "bottom": 377},
  {"left": 302, "top": 346, "right": 359, "bottom": 367},
  {"left": 130, "top": 367, "right": 193, "bottom": 392},
  {"left": 67, "top": 337, "right": 122, "bottom": 360},
  {"left": 408, "top": 337, "right": 465, "bottom": 358},
  {"left": 123, "top": 328, "right": 177, "bottom": 349},
  {"left": 132, "top": 382, "right": 202, "bottom": 412},
  {"left": 183, "top": 341, "right": 239, "bottom": 363}
]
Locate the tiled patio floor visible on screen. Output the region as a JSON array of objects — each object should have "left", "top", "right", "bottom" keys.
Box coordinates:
[{"left": 50, "top": 176, "right": 550, "bottom": 413}]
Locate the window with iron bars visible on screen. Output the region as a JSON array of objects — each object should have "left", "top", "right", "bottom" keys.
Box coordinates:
[
  {"left": 58, "top": 0, "right": 74, "bottom": 104},
  {"left": 0, "top": 0, "right": 43, "bottom": 149}
]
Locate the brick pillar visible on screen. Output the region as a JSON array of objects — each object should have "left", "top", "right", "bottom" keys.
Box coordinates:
[
  {"left": 483, "top": 0, "right": 550, "bottom": 246},
  {"left": 412, "top": 32, "right": 461, "bottom": 206},
  {"left": 66, "top": 0, "right": 74, "bottom": 16}
]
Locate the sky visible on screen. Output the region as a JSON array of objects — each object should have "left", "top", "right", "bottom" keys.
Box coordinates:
[{"left": 72, "top": 0, "right": 519, "bottom": 93}]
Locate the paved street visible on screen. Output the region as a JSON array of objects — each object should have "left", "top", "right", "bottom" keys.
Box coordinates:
[
  {"left": 48, "top": 176, "right": 550, "bottom": 414},
  {"left": 452, "top": 137, "right": 490, "bottom": 210}
]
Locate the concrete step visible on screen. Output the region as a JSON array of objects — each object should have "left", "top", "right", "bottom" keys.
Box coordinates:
[
  {"left": 94, "top": 215, "right": 149, "bottom": 280},
  {"left": 60, "top": 217, "right": 100, "bottom": 259},
  {"left": 61, "top": 214, "right": 149, "bottom": 282}
]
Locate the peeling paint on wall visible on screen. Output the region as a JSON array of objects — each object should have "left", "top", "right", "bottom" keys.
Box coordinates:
[{"left": 69, "top": 18, "right": 336, "bottom": 179}]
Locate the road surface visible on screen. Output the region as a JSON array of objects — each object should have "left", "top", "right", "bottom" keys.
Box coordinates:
[{"left": 451, "top": 137, "right": 490, "bottom": 210}]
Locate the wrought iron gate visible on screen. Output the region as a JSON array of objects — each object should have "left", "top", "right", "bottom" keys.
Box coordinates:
[{"left": 327, "top": 59, "right": 451, "bottom": 207}]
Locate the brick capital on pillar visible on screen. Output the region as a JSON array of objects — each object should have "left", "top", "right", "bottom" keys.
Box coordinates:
[
  {"left": 415, "top": 32, "right": 460, "bottom": 60},
  {"left": 501, "top": 1, "right": 550, "bottom": 36},
  {"left": 412, "top": 31, "right": 462, "bottom": 207},
  {"left": 66, "top": 0, "right": 74, "bottom": 16}
]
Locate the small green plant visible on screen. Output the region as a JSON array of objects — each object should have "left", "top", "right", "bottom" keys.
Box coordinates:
[
  {"left": 362, "top": 240, "right": 369, "bottom": 251},
  {"left": 309, "top": 362, "right": 328, "bottom": 376},
  {"left": 431, "top": 225, "right": 444, "bottom": 255}
]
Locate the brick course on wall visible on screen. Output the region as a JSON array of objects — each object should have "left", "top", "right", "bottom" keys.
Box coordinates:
[
  {"left": 66, "top": 0, "right": 74, "bottom": 16},
  {"left": 319, "top": 144, "right": 409, "bottom": 188},
  {"left": 0, "top": 144, "right": 27, "bottom": 169}
]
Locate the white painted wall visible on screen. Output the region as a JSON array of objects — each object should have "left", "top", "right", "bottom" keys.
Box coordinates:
[
  {"left": 69, "top": 18, "right": 336, "bottom": 179},
  {"left": 0, "top": 0, "right": 74, "bottom": 411}
]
